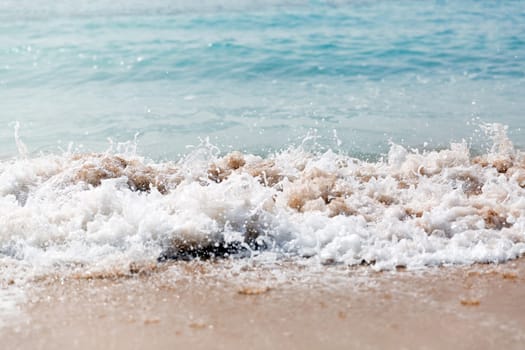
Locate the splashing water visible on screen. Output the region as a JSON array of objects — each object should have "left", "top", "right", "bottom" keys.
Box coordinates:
[{"left": 0, "top": 122, "right": 524, "bottom": 291}]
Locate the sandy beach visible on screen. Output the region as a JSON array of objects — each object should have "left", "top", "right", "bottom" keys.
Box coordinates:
[{"left": 2, "top": 257, "right": 525, "bottom": 350}]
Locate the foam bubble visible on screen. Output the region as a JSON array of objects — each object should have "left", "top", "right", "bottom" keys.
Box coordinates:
[{"left": 0, "top": 123, "right": 525, "bottom": 284}]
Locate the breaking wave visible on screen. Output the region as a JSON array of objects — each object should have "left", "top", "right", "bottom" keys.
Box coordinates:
[{"left": 1, "top": 123, "right": 525, "bottom": 285}]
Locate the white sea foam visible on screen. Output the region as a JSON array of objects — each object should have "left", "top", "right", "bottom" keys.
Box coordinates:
[
  {"left": 0, "top": 123, "right": 525, "bottom": 286},
  {"left": 0, "top": 285, "right": 25, "bottom": 330}
]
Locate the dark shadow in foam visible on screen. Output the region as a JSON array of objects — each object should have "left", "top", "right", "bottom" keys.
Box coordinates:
[{"left": 157, "top": 240, "right": 266, "bottom": 262}]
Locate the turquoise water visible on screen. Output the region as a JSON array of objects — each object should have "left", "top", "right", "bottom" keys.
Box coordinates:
[
  {"left": 1, "top": 0, "right": 524, "bottom": 159},
  {"left": 1, "top": 1, "right": 525, "bottom": 284}
]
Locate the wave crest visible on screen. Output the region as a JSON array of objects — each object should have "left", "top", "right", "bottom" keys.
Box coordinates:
[{"left": 1, "top": 123, "right": 525, "bottom": 282}]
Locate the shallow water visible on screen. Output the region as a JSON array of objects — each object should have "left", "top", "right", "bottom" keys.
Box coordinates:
[
  {"left": 1, "top": 0, "right": 524, "bottom": 158},
  {"left": 1, "top": 1, "right": 525, "bottom": 285}
]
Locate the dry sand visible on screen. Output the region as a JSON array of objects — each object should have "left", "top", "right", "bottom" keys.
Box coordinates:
[{"left": 2, "top": 257, "right": 525, "bottom": 350}]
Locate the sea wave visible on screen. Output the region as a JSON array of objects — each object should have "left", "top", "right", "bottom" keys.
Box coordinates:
[{"left": 1, "top": 123, "right": 524, "bottom": 286}]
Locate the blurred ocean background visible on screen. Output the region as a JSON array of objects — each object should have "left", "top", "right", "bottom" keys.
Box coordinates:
[{"left": 1, "top": 0, "right": 524, "bottom": 159}]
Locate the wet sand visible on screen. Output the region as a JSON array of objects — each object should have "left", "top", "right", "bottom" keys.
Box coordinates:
[{"left": 2, "top": 258, "right": 525, "bottom": 350}]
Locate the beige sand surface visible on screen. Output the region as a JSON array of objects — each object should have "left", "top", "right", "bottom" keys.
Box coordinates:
[{"left": 2, "top": 258, "right": 525, "bottom": 350}]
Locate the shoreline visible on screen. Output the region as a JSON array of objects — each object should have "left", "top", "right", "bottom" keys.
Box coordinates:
[{"left": 2, "top": 258, "right": 525, "bottom": 349}]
